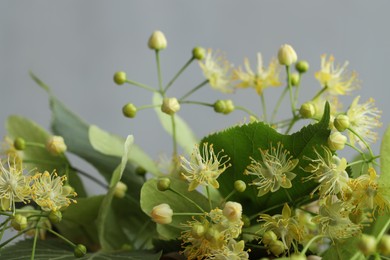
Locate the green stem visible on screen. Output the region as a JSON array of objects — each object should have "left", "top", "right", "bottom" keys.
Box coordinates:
[
  {"left": 0, "top": 219, "right": 10, "bottom": 242},
  {"left": 168, "top": 188, "right": 206, "bottom": 213},
  {"left": 45, "top": 228, "right": 76, "bottom": 247},
  {"left": 206, "top": 186, "right": 212, "bottom": 210},
  {"left": 164, "top": 57, "right": 195, "bottom": 92},
  {"left": 25, "top": 142, "right": 46, "bottom": 149},
  {"left": 311, "top": 86, "right": 328, "bottom": 101},
  {"left": 293, "top": 73, "right": 302, "bottom": 109},
  {"left": 347, "top": 127, "right": 375, "bottom": 159},
  {"left": 155, "top": 50, "right": 164, "bottom": 94},
  {"left": 300, "top": 235, "right": 325, "bottom": 256},
  {"left": 376, "top": 217, "right": 390, "bottom": 243},
  {"left": 284, "top": 189, "right": 293, "bottom": 203},
  {"left": 31, "top": 224, "right": 40, "bottom": 260},
  {"left": 0, "top": 227, "right": 35, "bottom": 248},
  {"left": 171, "top": 115, "right": 178, "bottom": 156},
  {"left": 0, "top": 212, "right": 13, "bottom": 217},
  {"left": 271, "top": 86, "right": 289, "bottom": 123},
  {"left": 249, "top": 202, "right": 286, "bottom": 220},
  {"left": 173, "top": 212, "right": 205, "bottom": 216},
  {"left": 235, "top": 106, "right": 259, "bottom": 119},
  {"left": 260, "top": 93, "right": 267, "bottom": 121},
  {"left": 285, "top": 116, "right": 300, "bottom": 134},
  {"left": 179, "top": 80, "right": 209, "bottom": 101},
  {"left": 286, "top": 65, "right": 296, "bottom": 117},
  {"left": 222, "top": 190, "right": 236, "bottom": 204},
  {"left": 179, "top": 100, "right": 213, "bottom": 107},
  {"left": 125, "top": 79, "right": 157, "bottom": 93}
]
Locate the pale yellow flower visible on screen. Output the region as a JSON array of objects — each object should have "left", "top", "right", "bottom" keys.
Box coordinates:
[
  {"left": 199, "top": 49, "right": 234, "bottom": 93},
  {"left": 180, "top": 143, "right": 231, "bottom": 191},
  {"left": 232, "top": 53, "right": 282, "bottom": 95},
  {"left": 31, "top": 171, "right": 76, "bottom": 212},
  {"left": 150, "top": 203, "right": 173, "bottom": 224},
  {"left": 315, "top": 54, "right": 359, "bottom": 96},
  {"left": 210, "top": 239, "right": 249, "bottom": 260}
]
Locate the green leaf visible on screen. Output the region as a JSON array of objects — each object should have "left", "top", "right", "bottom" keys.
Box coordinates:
[
  {"left": 153, "top": 93, "right": 197, "bottom": 155},
  {"left": 89, "top": 125, "right": 160, "bottom": 176},
  {"left": 0, "top": 239, "right": 162, "bottom": 260},
  {"left": 321, "top": 237, "right": 365, "bottom": 260},
  {"left": 201, "top": 103, "right": 331, "bottom": 214},
  {"left": 6, "top": 115, "right": 86, "bottom": 197},
  {"left": 380, "top": 125, "right": 390, "bottom": 187}
]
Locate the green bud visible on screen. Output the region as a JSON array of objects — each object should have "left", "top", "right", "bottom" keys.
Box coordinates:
[
  {"left": 113, "top": 181, "right": 128, "bottom": 198},
  {"left": 269, "top": 240, "right": 286, "bottom": 256},
  {"left": 48, "top": 211, "right": 62, "bottom": 224},
  {"left": 334, "top": 114, "right": 350, "bottom": 132},
  {"left": 262, "top": 230, "right": 277, "bottom": 246},
  {"left": 157, "top": 177, "right": 171, "bottom": 191},
  {"left": 192, "top": 46, "right": 206, "bottom": 60},
  {"left": 358, "top": 234, "right": 376, "bottom": 256},
  {"left": 161, "top": 97, "right": 180, "bottom": 115},
  {"left": 113, "top": 71, "right": 127, "bottom": 85},
  {"left": 290, "top": 73, "right": 300, "bottom": 86},
  {"left": 205, "top": 227, "right": 221, "bottom": 244},
  {"left": 11, "top": 214, "right": 28, "bottom": 231},
  {"left": 74, "top": 244, "right": 87, "bottom": 258},
  {"left": 295, "top": 60, "right": 309, "bottom": 73},
  {"left": 62, "top": 185, "right": 75, "bottom": 196},
  {"left": 148, "top": 31, "right": 167, "bottom": 50},
  {"left": 223, "top": 100, "right": 235, "bottom": 114},
  {"left": 242, "top": 214, "right": 251, "bottom": 228},
  {"left": 234, "top": 180, "right": 246, "bottom": 193},
  {"left": 328, "top": 132, "right": 347, "bottom": 151},
  {"left": 122, "top": 103, "right": 137, "bottom": 118},
  {"left": 213, "top": 100, "right": 227, "bottom": 113},
  {"left": 299, "top": 102, "right": 316, "bottom": 118},
  {"left": 14, "top": 137, "right": 26, "bottom": 150},
  {"left": 135, "top": 166, "right": 147, "bottom": 176},
  {"left": 378, "top": 234, "right": 390, "bottom": 256},
  {"left": 191, "top": 223, "right": 206, "bottom": 238}
]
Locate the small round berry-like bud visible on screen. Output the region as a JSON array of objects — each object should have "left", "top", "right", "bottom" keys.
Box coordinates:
[
  {"left": 295, "top": 60, "right": 309, "bottom": 73},
  {"left": 269, "top": 240, "right": 286, "bottom": 256},
  {"left": 135, "top": 166, "right": 147, "bottom": 176},
  {"left": 14, "top": 137, "right": 26, "bottom": 150},
  {"left": 242, "top": 214, "right": 251, "bottom": 227},
  {"left": 11, "top": 214, "right": 27, "bottom": 231},
  {"left": 299, "top": 102, "right": 316, "bottom": 118},
  {"left": 223, "top": 201, "right": 242, "bottom": 222},
  {"left": 278, "top": 44, "right": 298, "bottom": 66},
  {"left": 328, "top": 132, "right": 347, "bottom": 151},
  {"left": 290, "top": 73, "right": 300, "bottom": 86},
  {"left": 192, "top": 46, "right": 206, "bottom": 60},
  {"left": 223, "top": 100, "right": 235, "bottom": 114},
  {"left": 191, "top": 223, "right": 206, "bottom": 238},
  {"left": 213, "top": 100, "right": 227, "bottom": 113},
  {"left": 161, "top": 97, "right": 180, "bottom": 115},
  {"left": 48, "top": 211, "right": 62, "bottom": 223},
  {"left": 74, "top": 244, "right": 87, "bottom": 258},
  {"left": 334, "top": 114, "right": 350, "bottom": 132},
  {"left": 358, "top": 234, "right": 376, "bottom": 256},
  {"left": 46, "top": 136, "right": 67, "bottom": 155},
  {"left": 234, "top": 180, "right": 246, "bottom": 193},
  {"left": 113, "top": 71, "right": 127, "bottom": 85},
  {"left": 122, "top": 103, "right": 137, "bottom": 118},
  {"left": 113, "top": 181, "right": 128, "bottom": 198},
  {"left": 148, "top": 30, "right": 167, "bottom": 50},
  {"left": 378, "top": 234, "right": 390, "bottom": 256},
  {"left": 205, "top": 227, "right": 221, "bottom": 244},
  {"left": 262, "top": 230, "right": 277, "bottom": 246},
  {"left": 62, "top": 185, "right": 75, "bottom": 196},
  {"left": 157, "top": 177, "right": 171, "bottom": 191},
  {"left": 151, "top": 203, "right": 173, "bottom": 224}
]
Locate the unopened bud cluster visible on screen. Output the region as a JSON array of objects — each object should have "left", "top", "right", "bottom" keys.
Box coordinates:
[
  {"left": 214, "top": 100, "right": 235, "bottom": 114},
  {"left": 161, "top": 97, "right": 180, "bottom": 115}
]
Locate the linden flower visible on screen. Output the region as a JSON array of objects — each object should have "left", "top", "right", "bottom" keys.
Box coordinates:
[
  {"left": 303, "top": 146, "right": 350, "bottom": 198},
  {"left": 315, "top": 54, "right": 359, "bottom": 96},
  {"left": 0, "top": 158, "right": 30, "bottom": 211},
  {"left": 199, "top": 49, "right": 234, "bottom": 93},
  {"left": 244, "top": 143, "right": 298, "bottom": 197},
  {"left": 180, "top": 143, "right": 231, "bottom": 191},
  {"left": 232, "top": 53, "right": 282, "bottom": 95},
  {"left": 346, "top": 96, "right": 382, "bottom": 148},
  {"left": 1, "top": 137, "right": 23, "bottom": 170},
  {"left": 31, "top": 171, "right": 77, "bottom": 212},
  {"left": 210, "top": 239, "right": 249, "bottom": 260}
]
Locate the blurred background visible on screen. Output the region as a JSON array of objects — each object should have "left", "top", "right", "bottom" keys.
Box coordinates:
[{"left": 1, "top": 1, "right": 389, "bottom": 197}]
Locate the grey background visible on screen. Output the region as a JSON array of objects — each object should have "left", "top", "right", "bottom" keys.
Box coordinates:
[{"left": 1, "top": 1, "right": 389, "bottom": 196}]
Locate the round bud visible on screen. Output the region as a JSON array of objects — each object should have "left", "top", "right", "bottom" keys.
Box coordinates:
[
  {"left": 148, "top": 31, "right": 167, "bottom": 50},
  {"left": 213, "top": 100, "right": 227, "bottom": 113},
  {"left": 151, "top": 203, "right": 173, "bottom": 224},
  {"left": 358, "top": 234, "right": 376, "bottom": 256},
  {"left": 223, "top": 100, "right": 235, "bottom": 114},
  {"left": 62, "top": 185, "right": 75, "bottom": 196},
  {"left": 299, "top": 102, "right": 316, "bottom": 119},
  {"left": 113, "top": 71, "right": 127, "bottom": 85},
  {"left": 290, "top": 73, "right": 300, "bottom": 86},
  {"left": 191, "top": 223, "right": 206, "bottom": 238},
  {"left": 205, "top": 227, "right": 221, "bottom": 244},
  {"left": 334, "top": 114, "right": 350, "bottom": 132},
  {"left": 122, "top": 103, "right": 137, "bottom": 118},
  {"left": 234, "top": 180, "right": 246, "bottom": 193},
  {"left": 278, "top": 44, "right": 298, "bottom": 66},
  {"left": 48, "top": 211, "right": 62, "bottom": 224},
  {"left": 121, "top": 244, "right": 133, "bottom": 251},
  {"left": 161, "top": 97, "right": 180, "bottom": 115},
  {"left": 295, "top": 60, "right": 309, "bottom": 73},
  {"left": 113, "top": 181, "right": 128, "bottom": 198},
  {"left": 262, "top": 230, "right": 277, "bottom": 246},
  {"left": 192, "top": 47, "right": 206, "bottom": 60},
  {"left": 136, "top": 166, "right": 147, "bottom": 176},
  {"left": 242, "top": 214, "right": 251, "bottom": 228},
  {"left": 46, "top": 136, "right": 67, "bottom": 155},
  {"left": 223, "top": 201, "right": 242, "bottom": 222},
  {"left": 328, "top": 132, "right": 347, "bottom": 151},
  {"left": 378, "top": 234, "right": 390, "bottom": 256},
  {"left": 269, "top": 240, "right": 286, "bottom": 256},
  {"left": 14, "top": 137, "right": 26, "bottom": 150},
  {"left": 157, "top": 177, "right": 171, "bottom": 191},
  {"left": 11, "top": 214, "right": 28, "bottom": 231},
  {"left": 74, "top": 244, "right": 87, "bottom": 258}
]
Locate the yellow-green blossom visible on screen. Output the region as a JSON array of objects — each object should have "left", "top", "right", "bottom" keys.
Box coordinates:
[
  {"left": 315, "top": 54, "right": 359, "bottom": 96},
  {"left": 210, "top": 239, "right": 249, "bottom": 260},
  {"left": 233, "top": 53, "right": 282, "bottom": 95},
  {"left": 180, "top": 143, "right": 231, "bottom": 191},
  {"left": 31, "top": 171, "right": 77, "bottom": 212},
  {"left": 245, "top": 143, "right": 298, "bottom": 196}
]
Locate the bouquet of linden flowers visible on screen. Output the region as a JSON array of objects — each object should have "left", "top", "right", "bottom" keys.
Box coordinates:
[{"left": 0, "top": 30, "right": 389, "bottom": 260}]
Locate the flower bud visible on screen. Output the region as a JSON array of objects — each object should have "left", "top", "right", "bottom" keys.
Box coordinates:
[
  {"left": 113, "top": 71, "right": 127, "bottom": 85},
  {"left": 358, "top": 234, "right": 376, "bottom": 256},
  {"left": 262, "top": 230, "right": 277, "bottom": 246},
  {"left": 205, "top": 227, "right": 221, "bottom": 244},
  {"left": 299, "top": 102, "right": 316, "bottom": 118},
  {"left": 122, "top": 103, "right": 137, "bottom": 118},
  {"left": 157, "top": 177, "right": 171, "bottom": 191},
  {"left": 11, "top": 214, "right": 27, "bottom": 231},
  {"left": 192, "top": 46, "right": 206, "bottom": 60},
  {"left": 135, "top": 166, "right": 147, "bottom": 176},
  {"left": 62, "top": 185, "right": 75, "bottom": 196},
  {"left": 278, "top": 44, "right": 297, "bottom": 66},
  {"left": 148, "top": 30, "right": 167, "bottom": 50},
  {"left": 295, "top": 60, "right": 309, "bottom": 73},
  {"left": 46, "top": 136, "right": 67, "bottom": 155},
  {"left": 74, "top": 244, "right": 87, "bottom": 258},
  {"left": 234, "top": 180, "right": 246, "bottom": 193},
  {"left": 290, "top": 254, "right": 307, "bottom": 260},
  {"left": 328, "top": 132, "right": 347, "bottom": 151},
  {"left": 191, "top": 223, "right": 206, "bottom": 238},
  {"left": 223, "top": 201, "right": 242, "bottom": 222},
  {"left": 290, "top": 73, "right": 300, "bottom": 86},
  {"left": 242, "top": 214, "right": 251, "bottom": 227},
  {"left": 269, "top": 240, "right": 286, "bottom": 256},
  {"left": 14, "top": 137, "right": 26, "bottom": 150},
  {"left": 113, "top": 181, "right": 127, "bottom": 198},
  {"left": 378, "top": 234, "right": 390, "bottom": 256},
  {"left": 48, "top": 211, "right": 62, "bottom": 223},
  {"left": 213, "top": 100, "right": 227, "bottom": 113},
  {"left": 334, "top": 114, "right": 350, "bottom": 132},
  {"left": 161, "top": 97, "right": 180, "bottom": 115},
  {"left": 223, "top": 100, "right": 235, "bottom": 114},
  {"left": 151, "top": 203, "right": 173, "bottom": 224}
]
